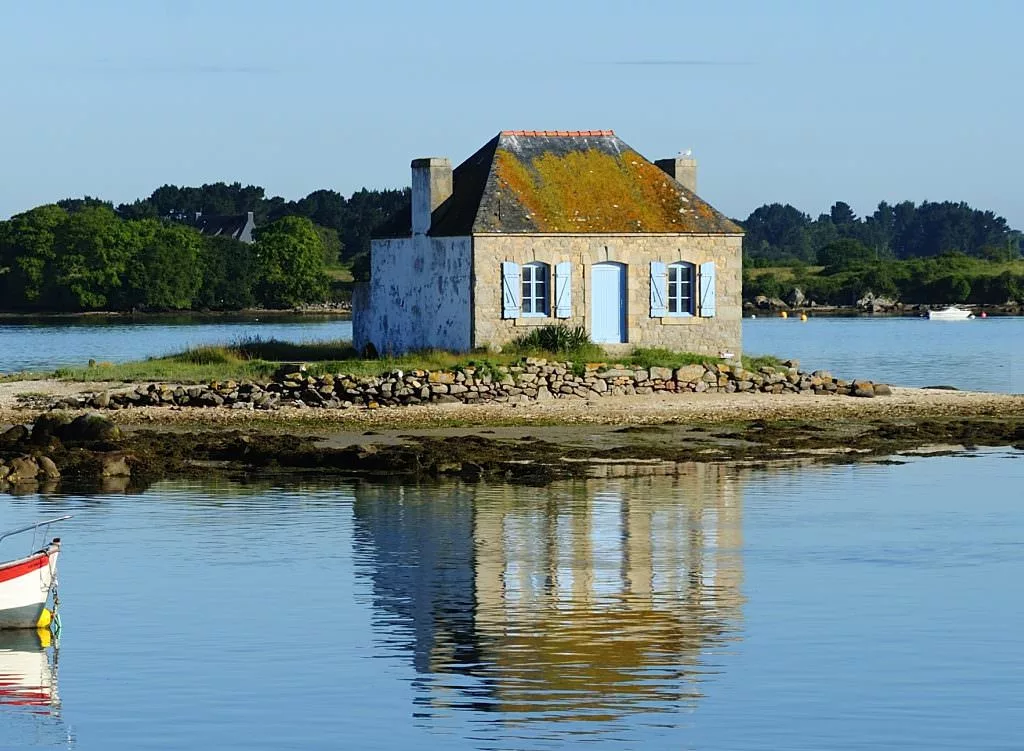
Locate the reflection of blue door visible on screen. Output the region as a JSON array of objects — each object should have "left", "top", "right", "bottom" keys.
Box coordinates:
[{"left": 591, "top": 262, "right": 627, "bottom": 343}]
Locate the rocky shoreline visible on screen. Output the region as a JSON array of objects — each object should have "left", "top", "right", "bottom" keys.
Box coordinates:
[
  {"left": 744, "top": 296, "right": 1022, "bottom": 316},
  {"left": 38, "top": 359, "right": 891, "bottom": 413},
  {"left": 2, "top": 403, "right": 1023, "bottom": 495}
]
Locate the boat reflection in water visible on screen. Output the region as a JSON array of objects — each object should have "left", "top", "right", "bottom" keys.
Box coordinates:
[
  {"left": 0, "top": 629, "right": 59, "bottom": 712},
  {"left": 353, "top": 465, "right": 744, "bottom": 732},
  {"left": 0, "top": 627, "right": 69, "bottom": 747}
]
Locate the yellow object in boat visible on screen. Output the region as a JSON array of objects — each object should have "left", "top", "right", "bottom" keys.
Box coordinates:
[{"left": 37, "top": 608, "right": 52, "bottom": 629}]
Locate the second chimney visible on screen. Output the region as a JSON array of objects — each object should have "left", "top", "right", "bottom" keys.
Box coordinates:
[
  {"left": 411, "top": 157, "right": 453, "bottom": 235},
  {"left": 655, "top": 154, "right": 698, "bottom": 194}
]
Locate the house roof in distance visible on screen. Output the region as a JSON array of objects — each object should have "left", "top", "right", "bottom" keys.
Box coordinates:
[
  {"left": 193, "top": 211, "right": 256, "bottom": 244},
  {"left": 380, "top": 131, "right": 742, "bottom": 237}
]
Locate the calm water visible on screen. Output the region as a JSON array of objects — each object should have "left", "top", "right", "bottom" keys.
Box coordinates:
[
  {"left": 2, "top": 315, "right": 1021, "bottom": 393},
  {"left": 1, "top": 452, "right": 1022, "bottom": 749},
  {"left": 0, "top": 316, "right": 353, "bottom": 373},
  {"left": 744, "top": 315, "right": 1024, "bottom": 393}
]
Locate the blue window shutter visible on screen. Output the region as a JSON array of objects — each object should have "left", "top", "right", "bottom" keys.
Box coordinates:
[
  {"left": 502, "top": 261, "right": 521, "bottom": 319},
  {"left": 699, "top": 261, "right": 717, "bottom": 317},
  {"left": 650, "top": 261, "right": 667, "bottom": 317},
  {"left": 554, "top": 261, "right": 572, "bottom": 318}
]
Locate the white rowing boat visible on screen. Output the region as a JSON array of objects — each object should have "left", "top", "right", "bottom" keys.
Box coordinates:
[{"left": 0, "top": 517, "right": 70, "bottom": 630}]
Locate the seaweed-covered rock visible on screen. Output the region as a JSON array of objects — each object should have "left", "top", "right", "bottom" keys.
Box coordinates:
[
  {"left": 31, "top": 413, "right": 71, "bottom": 444},
  {"left": 37, "top": 456, "right": 60, "bottom": 480},
  {"left": 7, "top": 456, "right": 39, "bottom": 482},
  {"left": 61, "top": 413, "right": 121, "bottom": 443},
  {"left": 0, "top": 424, "right": 29, "bottom": 448}
]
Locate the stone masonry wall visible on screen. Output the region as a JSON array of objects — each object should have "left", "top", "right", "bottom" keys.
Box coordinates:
[
  {"left": 471, "top": 234, "right": 742, "bottom": 357},
  {"left": 49, "top": 359, "right": 891, "bottom": 413}
]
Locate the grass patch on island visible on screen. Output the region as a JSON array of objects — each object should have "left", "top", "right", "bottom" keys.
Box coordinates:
[{"left": 41, "top": 329, "right": 783, "bottom": 384}]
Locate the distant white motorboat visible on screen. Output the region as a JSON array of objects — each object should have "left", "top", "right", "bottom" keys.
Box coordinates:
[{"left": 928, "top": 306, "right": 974, "bottom": 320}]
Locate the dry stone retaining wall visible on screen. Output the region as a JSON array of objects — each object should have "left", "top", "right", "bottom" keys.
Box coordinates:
[{"left": 52, "top": 359, "right": 892, "bottom": 412}]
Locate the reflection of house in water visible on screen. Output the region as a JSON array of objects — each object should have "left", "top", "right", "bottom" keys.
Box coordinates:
[
  {"left": 352, "top": 485, "right": 480, "bottom": 675},
  {"left": 353, "top": 466, "right": 745, "bottom": 724}
]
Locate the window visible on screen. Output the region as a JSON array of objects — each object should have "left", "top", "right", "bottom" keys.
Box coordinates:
[
  {"left": 667, "top": 262, "right": 696, "bottom": 315},
  {"left": 521, "top": 262, "right": 550, "bottom": 316}
]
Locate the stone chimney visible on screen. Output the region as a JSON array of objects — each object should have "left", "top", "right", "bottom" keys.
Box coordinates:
[
  {"left": 655, "top": 153, "right": 698, "bottom": 194},
  {"left": 411, "top": 157, "right": 453, "bottom": 235}
]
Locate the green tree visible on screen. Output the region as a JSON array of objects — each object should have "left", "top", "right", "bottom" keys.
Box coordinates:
[
  {"left": 121, "top": 220, "right": 203, "bottom": 310},
  {"left": 51, "top": 206, "right": 139, "bottom": 310},
  {"left": 196, "top": 236, "right": 257, "bottom": 310},
  {"left": 313, "top": 224, "right": 343, "bottom": 266},
  {"left": 0, "top": 204, "right": 69, "bottom": 309},
  {"left": 253, "top": 216, "right": 329, "bottom": 308},
  {"left": 817, "top": 238, "right": 875, "bottom": 268},
  {"left": 829, "top": 201, "right": 858, "bottom": 226}
]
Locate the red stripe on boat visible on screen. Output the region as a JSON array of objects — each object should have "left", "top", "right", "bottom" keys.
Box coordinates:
[{"left": 0, "top": 553, "right": 49, "bottom": 583}]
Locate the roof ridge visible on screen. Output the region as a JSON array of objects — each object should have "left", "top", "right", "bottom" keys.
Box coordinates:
[{"left": 499, "top": 130, "right": 615, "bottom": 137}]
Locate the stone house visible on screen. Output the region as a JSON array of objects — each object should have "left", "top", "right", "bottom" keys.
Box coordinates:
[{"left": 353, "top": 130, "right": 743, "bottom": 356}]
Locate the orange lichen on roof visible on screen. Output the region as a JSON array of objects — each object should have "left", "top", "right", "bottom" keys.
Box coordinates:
[{"left": 493, "top": 146, "right": 719, "bottom": 233}]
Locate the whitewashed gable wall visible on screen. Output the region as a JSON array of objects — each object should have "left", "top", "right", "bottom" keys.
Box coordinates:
[{"left": 353, "top": 235, "right": 472, "bottom": 355}]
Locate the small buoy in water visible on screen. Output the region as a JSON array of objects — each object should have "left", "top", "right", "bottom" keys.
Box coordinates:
[
  {"left": 781, "top": 311, "right": 788, "bottom": 319},
  {"left": 750, "top": 313, "right": 756, "bottom": 319},
  {"left": 981, "top": 311, "right": 988, "bottom": 318},
  {"left": 800, "top": 313, "right": 808, "bottom": 322},
  {"left": 36, "top": 608, "right": 52, "bottom": 629}
]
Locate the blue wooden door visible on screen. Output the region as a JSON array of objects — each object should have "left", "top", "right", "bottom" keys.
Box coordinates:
[{"left": 591, "top": 262, "right": 627, "bottom": 343}]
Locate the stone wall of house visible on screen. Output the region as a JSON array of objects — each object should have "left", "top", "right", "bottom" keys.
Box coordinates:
[
  {"left": 353, "top": 235, "right": 473, "bottom": 355},
  {"left": 471, "top": 234, "right": 742, "bottom": 356}
]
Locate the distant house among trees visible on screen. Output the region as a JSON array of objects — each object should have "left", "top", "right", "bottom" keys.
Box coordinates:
[{"left": 190, "top": 211, "right": 257, "bottom": 244}]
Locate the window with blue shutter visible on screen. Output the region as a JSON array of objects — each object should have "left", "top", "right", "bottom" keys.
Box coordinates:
[
  {"left": 667, "top": 261, "right": 696, "bottom": 316},
  {"left": 521, "top": 262, "right": 550, "bottom": 317},
  {"left": 501, "top": 261, "right": 521, "bottom": 319},
  {"left": 699, "top": 261, "right": 717, "bottom": 317},
  {"left": 650, "top": 261, "right": 667, "bottom": 317},
  {"left": 554, "top": 261, "right": 572, "bottom": 318}
]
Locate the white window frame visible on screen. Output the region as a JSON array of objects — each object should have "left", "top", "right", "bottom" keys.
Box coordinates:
[
  {"left": 521, "top": 261, "right": 550, "bottom": 317},
  {"left": 667, "top": 261, "right": 696, "bottom": 316}
]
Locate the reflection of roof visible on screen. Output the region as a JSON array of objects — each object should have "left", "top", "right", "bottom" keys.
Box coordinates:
[
  {"left": 193, "top": 211, "right": 255, "bottom": 244},
  {"left": 377, "top": 131, "right": 742, "bottom": 237}
]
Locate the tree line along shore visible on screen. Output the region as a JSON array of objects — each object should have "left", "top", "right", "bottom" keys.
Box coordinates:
[{"left": 1, "top": 183, "right": 1022, "bottom": 315}]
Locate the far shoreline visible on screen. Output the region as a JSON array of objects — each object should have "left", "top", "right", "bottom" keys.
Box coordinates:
[{"left": 0, "top": 308, "right": 352, "bottom": 323}]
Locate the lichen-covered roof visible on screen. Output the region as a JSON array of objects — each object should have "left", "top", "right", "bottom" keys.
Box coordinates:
[{"left": 377, "top": 131, "right": 742, "bottom": 238}]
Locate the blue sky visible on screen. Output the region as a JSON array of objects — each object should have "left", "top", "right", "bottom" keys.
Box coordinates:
[{"left": 2, "top": 0, "right": 1022, "bottom": 225}]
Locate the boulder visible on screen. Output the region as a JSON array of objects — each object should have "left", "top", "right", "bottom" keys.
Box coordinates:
[
  {"left": 60, "top": 413, "right": 121, "bottom": 442},
  {"left": 99, "top": 453, "right": 132, "bottom": 477},
  {"left": 852, "top": 380, "right": 876, "bottom": 398},
  {"left": 30, "top": 413, "right": 71, "bottom": 444},
  {"left": 7, "top": 456, "right": 39, "bottom": 482},
  {"left": 649, "top": 366, "right": 673, "bottom": 382},
  {"left": 90, "top": 389, "right": 111, "bottom": 407},
  {"left": 37, "top": 456, "right": 60, "bottom": 480},
  {"left": 872, "top": 383, "right": 893, "bottom": 397},
  {"left": 674, "top": 365, "right": 706, "bottom": 384},
  {"left": 0, "top": 424, "right": 29, "bottom": 448}
]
